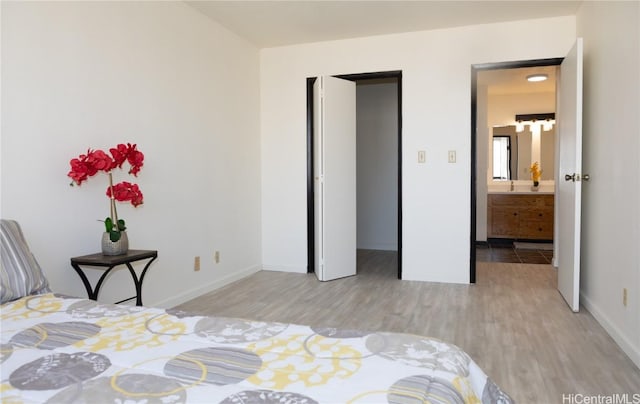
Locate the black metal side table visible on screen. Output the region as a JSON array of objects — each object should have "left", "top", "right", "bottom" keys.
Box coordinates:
[{"left": 70, "top": 250, "right": 158, "bottom": 306}]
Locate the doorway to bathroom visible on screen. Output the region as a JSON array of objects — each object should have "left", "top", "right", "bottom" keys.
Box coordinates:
[
  {"left": 470, "top": 58, "right": 563, "bottom": 280},
  {"left": 472, "top": 39, "right": 585, "bottom": 313}
]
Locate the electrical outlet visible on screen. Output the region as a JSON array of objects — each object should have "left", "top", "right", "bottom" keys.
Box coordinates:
[
  {"left": 623, "top": 288, "right": 627, "bottom": 307},
  {"left": 194, "top": 256, "right": 200, "bottom": 271},
  {"left": 214, "top": 251, "right": 220, "bottom": 264}
]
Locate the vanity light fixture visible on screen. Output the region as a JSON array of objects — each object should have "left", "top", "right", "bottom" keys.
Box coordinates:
[
  {"left": 527, "top": 74, "right": 548, "bottom": 82},
  {"left": 514, "top": 113, "right": 555, "bottom": 133}
]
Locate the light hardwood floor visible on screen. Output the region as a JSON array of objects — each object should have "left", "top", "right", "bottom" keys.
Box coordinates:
[{"left": 176, "top": 250, "right": 640, "bottom": 402}]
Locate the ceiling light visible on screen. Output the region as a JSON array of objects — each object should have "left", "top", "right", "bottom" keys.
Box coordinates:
[
  {"left": 515, "top": 121, "right": 524, "bottom": 133},
  {"left": 527, "top": 74, "right": 548, "bottom": 82}
]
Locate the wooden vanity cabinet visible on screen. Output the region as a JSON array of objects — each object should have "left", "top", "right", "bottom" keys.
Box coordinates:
[{"left": 487, "top": 194, "right": 554, "bottom": 240}]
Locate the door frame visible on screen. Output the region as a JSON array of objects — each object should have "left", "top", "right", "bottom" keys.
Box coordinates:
[
  {"left": 470, "top": 58, "right": 563, "bottom": 283},
  {"left": 307, "top": 70, "right": 403, "bottom": 279}
]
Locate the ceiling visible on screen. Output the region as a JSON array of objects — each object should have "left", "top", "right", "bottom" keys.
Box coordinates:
[
  {"left": 186, "top": 1, "right": 582, "bottom": 48},
  {"left": 478, "top": 65, "right": 557, "bottom": 95},
  {"left": 187, "top": 1, "right": 571, "bottom": 93}
]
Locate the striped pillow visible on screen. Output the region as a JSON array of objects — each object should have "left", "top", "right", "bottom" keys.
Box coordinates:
[{"left": 1, "top": 219, "right": 51, "bottom": 304}]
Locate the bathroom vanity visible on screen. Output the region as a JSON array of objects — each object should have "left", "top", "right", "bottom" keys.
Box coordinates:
[{"left": 487, "top": 192, "right": 554, "bottom": 240}]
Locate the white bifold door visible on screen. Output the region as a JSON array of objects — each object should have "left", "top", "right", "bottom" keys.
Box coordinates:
[
  {"left": 313, "top": 76, "right": 357, "bottom": 281},
  {"left": 557, "top": 38, "right": 584, "bottom": 312}
]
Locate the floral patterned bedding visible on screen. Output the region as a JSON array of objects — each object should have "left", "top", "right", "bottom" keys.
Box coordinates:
[{"left": 1, "top": 294, "right": 512, "bottom": 403}]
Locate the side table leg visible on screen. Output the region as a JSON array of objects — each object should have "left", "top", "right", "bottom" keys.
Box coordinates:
[
  {"left": 125, "top": 256, "right": 157, "bottom": 306},
  {"left": 71, "top": 263, "right": 97, "bottom": 300},
  {"left": 71, "top": 264, "right": 116, "bottom": 301}
]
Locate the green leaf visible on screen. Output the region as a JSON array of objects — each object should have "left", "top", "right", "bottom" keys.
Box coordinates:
[
  {"left": 117, "top": 219, "right": 126, "bottom": 232},
  {"left": 104, "top": 217, "right": 113, "bottom": 232},
  {"left": 109, "top": 230, "right": 121, "bottom": 242}
]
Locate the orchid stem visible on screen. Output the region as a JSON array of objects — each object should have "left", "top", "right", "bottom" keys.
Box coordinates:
[{"left": 108, "top": 172, "right": 119, "bottom": 228}]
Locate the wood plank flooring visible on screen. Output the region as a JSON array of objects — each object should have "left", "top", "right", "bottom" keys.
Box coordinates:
[{"left": 175, "top": 249, "right": 640, "bottom": 402}]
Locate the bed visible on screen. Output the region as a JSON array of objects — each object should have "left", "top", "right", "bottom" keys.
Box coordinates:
[{"left": 1, "top": 220, "right": 513, "bottom": 403}]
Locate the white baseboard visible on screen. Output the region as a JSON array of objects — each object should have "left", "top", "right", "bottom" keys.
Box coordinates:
[
  {"left": 261, "top": 264, "right": 307, "bottom": 273},
  {"left": 580, "top": 292, "right": 640, "bottom": 369},
  {"left": 356, "top": 242, "right": 397, "bottom": 251},
  {"left": 151, "top": 265, "right": 261, "bottom": 309}
]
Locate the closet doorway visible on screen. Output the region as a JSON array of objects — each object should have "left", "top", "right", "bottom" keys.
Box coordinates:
[{"left": 306, "top": 71, "right": 402, "bottom": 280}]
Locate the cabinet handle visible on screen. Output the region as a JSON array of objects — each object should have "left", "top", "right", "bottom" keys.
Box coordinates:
[
  {"left": 539, "top": 213, "right": 543, "bottom": 217},
  {"left": 513, "top": 213, "right": 517, "bottom": 216}
]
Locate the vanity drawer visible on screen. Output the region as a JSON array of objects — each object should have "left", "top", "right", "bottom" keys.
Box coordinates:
[
  {"left": 490, "top": 194, "right": 539, "bottom": 207},
  {"left": 520, "top": 218, "right": 554, "bottom": 239},
  {"left": 519, "top": 208, "right": 554, "bottom": 222},
  {"left": 489, "top": 207, "right": 520, "bottom": 238}
]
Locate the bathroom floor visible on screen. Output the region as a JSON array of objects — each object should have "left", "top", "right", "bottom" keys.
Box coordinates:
[{"left": 475, "top": 240, "right": 553, "bottom": 264}]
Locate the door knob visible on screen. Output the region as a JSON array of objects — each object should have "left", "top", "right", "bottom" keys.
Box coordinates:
[{"left": 565, "top": 173, "right": 589, "bottom": 182}]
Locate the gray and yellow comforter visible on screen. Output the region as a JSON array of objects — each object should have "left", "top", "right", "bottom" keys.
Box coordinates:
[{"left": 1, "top": 294, "right": 512, "bottom": 403}]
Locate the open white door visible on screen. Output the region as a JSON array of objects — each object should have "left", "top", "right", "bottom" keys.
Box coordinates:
[
  {"left": 313, "top": 76, "right": 357, "bottom": 281},
  {"left": 557, "top": 38, "right": 584, "bottom": 312}
]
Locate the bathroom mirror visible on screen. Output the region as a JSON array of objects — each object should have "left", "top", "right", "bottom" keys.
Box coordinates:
[{"left": 492, "top": 125, "right": 555, "bottom": 181}]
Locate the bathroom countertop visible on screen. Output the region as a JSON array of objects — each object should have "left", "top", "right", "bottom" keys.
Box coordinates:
[{"left": 487, "top": 190, "right": 555, "bottom": 195}]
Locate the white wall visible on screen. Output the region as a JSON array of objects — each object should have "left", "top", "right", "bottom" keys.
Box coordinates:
[
  {"left": 261, "top": 16, "right": 576, "bottom": 282},
  {"left": 577, "top": 1, "right": 640, "bottom": 368},
  {"left": 356, "top": 81, "right": 398, "bottom": 251},
  {"left": 1, "top": 1, "right": 262, "bottom": 307},
  {"left": 540, "top": 127, "right": 555, "bottom": 181},
  {"left": 517, "top": 130, "right": 533, "bottom": 180},
  {"left": 488, "top": 92, "right": 556, "bottom": 126}
]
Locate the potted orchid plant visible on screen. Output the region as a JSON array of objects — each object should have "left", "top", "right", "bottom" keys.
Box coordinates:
[{"left": 68, "top": 144, "right": 144, "bottom": 253}]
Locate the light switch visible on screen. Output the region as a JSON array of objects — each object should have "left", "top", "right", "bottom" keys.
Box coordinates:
[
  {"left": 448, "top": 150, "right": 456, "bottom": 163},
  {"left": 418, "top": 150, "right": 426, "bottom": 164}
]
